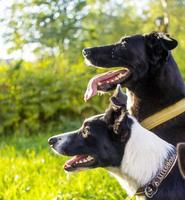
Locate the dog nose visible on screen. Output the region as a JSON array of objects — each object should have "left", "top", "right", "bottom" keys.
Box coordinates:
[
  {"left": 82, "top": 48, "right": 91, "bottom": 57},
  {"left": 48, "top": 137, "right": 58, "bottom": 145}
]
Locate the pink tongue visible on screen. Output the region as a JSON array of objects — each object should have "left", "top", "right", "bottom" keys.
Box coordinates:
[
  {"left": 84, "top": 77, "right": 98, "bottom": 102},
  {"left": 84, "top": 71, "right": 120, "bottom": 101}
]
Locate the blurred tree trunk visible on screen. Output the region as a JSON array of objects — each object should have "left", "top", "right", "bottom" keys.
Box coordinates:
[{"left": 160, "top": 0, "right": 169, "bottom": 33}]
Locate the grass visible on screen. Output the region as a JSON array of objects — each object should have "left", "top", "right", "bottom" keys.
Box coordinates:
[{"left": 0, "top": 131, "right": 127, "bottom": 200}]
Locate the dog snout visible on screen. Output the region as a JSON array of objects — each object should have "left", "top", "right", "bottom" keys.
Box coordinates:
[
  {"left": 82, "top": 48, "right": 91, "bottom": 57},
  {"left": 48, "top": 137, "right": 58, "bottom": 145}
]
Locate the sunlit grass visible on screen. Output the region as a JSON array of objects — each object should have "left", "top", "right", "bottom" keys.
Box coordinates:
[{"left": 0, "top": 134, "right": 127, "bottom": 200}]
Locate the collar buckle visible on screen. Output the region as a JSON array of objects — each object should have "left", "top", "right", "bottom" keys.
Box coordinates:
[
  {"left": 144, "top": 184, "right": 158, "bottom": 198},
  {"left": 136, "top": 152, "right": 177, "bottom": 199}
]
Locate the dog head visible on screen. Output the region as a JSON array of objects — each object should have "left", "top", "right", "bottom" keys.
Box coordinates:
[
  {"left": 177, "top": 143, "right": 185, "bottom": 179},
  {"left": 83, "top": 32, "right": 178, "bottom": 101},
  {"left": 48, "top": 85, "right": 133, "bottom": 172}
]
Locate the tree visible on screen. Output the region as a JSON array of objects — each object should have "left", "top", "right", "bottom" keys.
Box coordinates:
[{"left": 1, "top": 0, "right": 143, "bottom": 62}]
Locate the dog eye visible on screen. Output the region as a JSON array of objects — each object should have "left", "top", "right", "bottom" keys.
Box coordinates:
[{"left": 82, "top": 126, "right": 90, "bottom": 138}]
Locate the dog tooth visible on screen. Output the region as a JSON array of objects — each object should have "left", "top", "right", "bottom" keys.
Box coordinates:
[
  {"left": 87, "top": 156, "right": 93, "bottom": 161},
  {"left": 87, "top": 157, "right": 91, "bottom": 161},
  {"left": 88, "top": 155, "right": 92, "bottom": 158}
]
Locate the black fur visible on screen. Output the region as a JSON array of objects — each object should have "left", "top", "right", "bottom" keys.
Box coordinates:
[
  {"left": 48, "top": 88, "right": 132, "bottom": 171},
  {"left": 83, "top": 31, "right": 185, "bottom": 146}
]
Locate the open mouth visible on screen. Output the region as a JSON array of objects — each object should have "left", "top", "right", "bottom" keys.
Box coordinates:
[
  {"left": 84, "top": 68, "right": 131, "bottom": 101},
  {"left": 64, "top": 155, "right": 96, "bottom": 172}
]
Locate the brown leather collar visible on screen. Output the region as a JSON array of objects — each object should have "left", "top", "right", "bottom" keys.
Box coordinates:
[{"left": 136, "top": 152, "right": 177, "bottom": 199}]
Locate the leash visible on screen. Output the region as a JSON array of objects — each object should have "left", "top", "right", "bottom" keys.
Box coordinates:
[{"left": 141, "top": 98, "right": 185, "bottom": 130}]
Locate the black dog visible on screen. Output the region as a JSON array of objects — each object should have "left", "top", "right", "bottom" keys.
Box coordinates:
[
  {"left": 49, "top": 86, "right": 185, "bottom": 200},
  {"left": 83, "top": 31, "right": 185, "bottom": 146}
]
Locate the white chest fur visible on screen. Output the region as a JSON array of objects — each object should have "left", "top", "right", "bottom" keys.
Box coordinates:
[
  {"left": 108, "top": 116, "right": 175, "bottom": 199},
  {"left": 108, "top": 168, "right": 146, "bottom": 200},
  {"left": 108, "top": 167, "right": 139, "bottom": 196}
]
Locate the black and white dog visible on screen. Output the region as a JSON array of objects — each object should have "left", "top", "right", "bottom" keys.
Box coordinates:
[
  {"left": 83, "top": 32, "right": 185, "bottom": 146},
  {"left": 49, "top": 86, "right": 185, "bottom": 200}
]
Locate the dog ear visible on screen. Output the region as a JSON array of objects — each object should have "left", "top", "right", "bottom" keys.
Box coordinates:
[
  {"left": 110, "top": 84, "right": 127, "bottom": 110},
  {"left": 113, "top": 110, "right": 126, "bottom": 134},
  {"left": 105, "top": 85, "right": 128, "bottom": 131},
  {"left": 113, "top": 111, "right": 132, "bottom": 144},
  {"left": 145, "top": 32, "right": 178, "bottom": 51},
  {"left": 177, "top": 143, "right": 185, "bottom": 179},
  {"left": 159, "top": 34, "right": 178, "bottom": 50}
]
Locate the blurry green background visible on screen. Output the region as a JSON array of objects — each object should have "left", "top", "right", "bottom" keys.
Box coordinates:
[{"left": 0, "top": 0, "right": 185, "bottom": 199}]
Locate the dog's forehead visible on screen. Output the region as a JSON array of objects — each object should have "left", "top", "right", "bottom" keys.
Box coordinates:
[
  {"left": 83, "top": 114, "right": 105, "bottom": 125},
  {"left": 120, "top": 34, "right": 143, "bottom": 42}
]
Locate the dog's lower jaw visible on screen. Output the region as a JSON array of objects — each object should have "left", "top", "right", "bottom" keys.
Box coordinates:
[{"left": 85, "top": 58, "right": 93, "bottom": 66}]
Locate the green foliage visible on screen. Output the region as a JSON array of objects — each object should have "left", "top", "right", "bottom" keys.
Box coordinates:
[
  {"left": 1, "top": 0, "right": 144, "bottom": 62},
  {"left": 0, "top": 0, "right": 185, "bottom": 136},
  {"left": 0, "top": 58, "right": 108, "bottom": 136},
  {"left": 0, "top": 132, "right": 127, "bottom": 200},
  {"left": 0, "top": 1, "right": 185, "bottom": 199}
]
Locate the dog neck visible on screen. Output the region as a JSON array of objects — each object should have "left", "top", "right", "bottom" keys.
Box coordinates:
[
  {"left": 107, "top": 117, "right": 175, "bottom": 196},
  {"left": 127, "top": 55, "right": 185, "bottom": 121}
]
